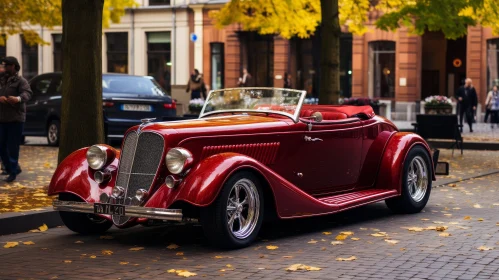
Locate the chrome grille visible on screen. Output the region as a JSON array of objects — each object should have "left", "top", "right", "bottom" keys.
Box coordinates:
[{"left": 113, "top": 131, "right": 165, "bottom": 225}]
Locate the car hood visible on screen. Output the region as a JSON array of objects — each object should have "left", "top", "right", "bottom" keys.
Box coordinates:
[{"left": 140, "top": 115, "right": 293, "bottom": 139}]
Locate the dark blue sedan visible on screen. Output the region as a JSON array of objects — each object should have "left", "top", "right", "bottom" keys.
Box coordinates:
[{"left": 25, "top": 73, "right": 177, "bottom": 146}]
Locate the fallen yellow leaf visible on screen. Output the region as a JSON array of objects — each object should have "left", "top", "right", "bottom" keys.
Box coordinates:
[
  {"left": 421, "top": 218, "right": 430, "bottom": 221},
  {"left": 176, "top": 270, "right": 197, "bottom": 277},
  {"left": 266, "top": 245, "right": 278, "bottom": 250},
  {"left": 322, "top": 232, "right": 332, "bottom": 235},
  {"left": 405, "top": 227, "right": 425, "bottom": 232},
  {"left": 384, "top": 239, "right": 399, "bottom": 245},
  {"left": 75, "top": 241, "right": 84, "bottom": 244},
  {"left": 119, "top": 262, "right": 129, "bottom": 265},
  {"left": 38, "top": 224, "right": 48, "bottom": 232},
  {"left": 477, "top": 246, "right": 493, "bottom": 251},
  {"left": 436, "top": 226, "right": 448, "bottom": 232},
  {"left": 351, "top": 238, "right": 360, "bottom": 241},
  {"left": 167, "top": 244, "right": 179, "bottom": 250},
  {"left": 176, "top": 252, "right": 184, "bottom": 256},
  {"left": 167, "top": 269, "right": 176, "bottom": 273},
  {"left": 4, "top": 242, "right": 18, "bottom": 248},
  {"left": 371, "top": 233, "right": 387, "bottom": 237},
  {"left": 102, "top": 250, "right": 113, "bottom": 255},
  {"left": 473, "top": 204, "right": 482, "bottom": 209},
  {"left": 226, "top": 264, "right": 233, "bottom": 268},
  {"left": 214, "top": 256, "right": 224, "bottom": 259},
  {"left": 464, "top": 216, "right": 472, "bottom": 220},
  {"left": 439, "top": 232, "right": 451, "bottom": 237},
  {"left": 23, "top": 241, "right": 35, "bottom": 245},
  {"left": 308, "top": 240, "right": 318, "bottom": 244},
  {"left": 286, "top": 264, "right": 321, "bottom": 271},
  {"left": 89, "top": 255, "right": 97, "bottom": 259},
  {"left": 129, "top": 247, "right": 144, "bottom": 251},
  {"left": 336, "top": 256, "right": 357, "bottom": 261},
  {"left": 63, "top": 260, "right": 72, "bottom": 263},
  {"left": 340, "top": 231, "right": 354, "bottom": 236},
  {"left": 478, "top": 218, "right": 484, "bottom": 221},
  {"left": 331, "top": 241, "right": 344, "bottom": 245},
  {"left": 335, "top": 234, "right": 347, "bottom": 241}
]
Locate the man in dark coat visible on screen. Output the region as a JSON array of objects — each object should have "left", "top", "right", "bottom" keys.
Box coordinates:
[
  {"left": 455, "top": 78, "right": 478, "bottom": 133},
  {"left": 0, "top": 57, "right": 32, "bottom": 182}
]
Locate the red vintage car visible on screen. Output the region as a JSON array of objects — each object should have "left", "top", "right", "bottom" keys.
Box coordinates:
[{"left": 50, "top": 88, "right": 441, "bottom": 249}]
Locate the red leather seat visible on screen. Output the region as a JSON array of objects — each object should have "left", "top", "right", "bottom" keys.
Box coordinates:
[{"left": 299, "top": 110, "right": 348, "bottom": 120}]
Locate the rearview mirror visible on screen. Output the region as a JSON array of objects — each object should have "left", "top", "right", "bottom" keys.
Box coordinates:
[
  {"left": 311, "top": 112, "right": 323, "bottom": 122},
  {"left": 435, "top": 162, "right": 449, "bottom": 176}
]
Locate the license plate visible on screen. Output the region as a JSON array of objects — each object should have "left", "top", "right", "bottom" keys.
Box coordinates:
[
  {"left": 122, "top": 104, "right": 152, "bottom": 112},
  {"left": 94, "top": 203, "right": 125, "bottom": 216}
]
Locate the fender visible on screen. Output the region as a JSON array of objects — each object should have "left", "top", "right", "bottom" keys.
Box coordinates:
[
  {"left": 374, "top": 132, "right": 435, "bottom": 193},
  {"left": 144, "top": 152, "right": 340, "bottom": 218},
  {"left": 48, "top": 147, "right": 119, "bottom": 202}
]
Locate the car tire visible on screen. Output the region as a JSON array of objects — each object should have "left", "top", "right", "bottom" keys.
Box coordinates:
[
  {"left": 200, "top": 171, "right": 264, "bottom": 249},
  {"left": 58, "top": 193, "right": 113, "bottom": 235},
  {"left": 385, "top": 145, "right": 432, "bottom": 214},
  {"left": 47, "top": 120, "right": 60, "bottom": 146}
]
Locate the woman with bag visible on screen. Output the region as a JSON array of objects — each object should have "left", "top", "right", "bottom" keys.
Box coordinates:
[{"left": 486, "top": 85, "right": 499, "bottom": 128}]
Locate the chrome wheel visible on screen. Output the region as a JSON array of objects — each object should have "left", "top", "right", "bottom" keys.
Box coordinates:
[
  {"left": 48, "top": 124, "right": 58, "bottom": 144},
  {"left": 226, "top": 178, "right": 260, "bottom": 240},
  {"left": 407, "top": 156, "right": 429, "bottom": 202}
]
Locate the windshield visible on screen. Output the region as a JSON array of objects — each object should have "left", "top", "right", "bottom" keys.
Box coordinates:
[
  {"left": 200, "top": 88, "right": 306, "bottom": 122},
  {"left": 102, "top": 75, "right": 167, "bottom": 96}
]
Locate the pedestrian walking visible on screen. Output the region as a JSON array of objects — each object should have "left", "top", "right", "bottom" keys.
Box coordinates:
[
  {"left": 455, "top": 78, "right": 478, "bottom": 133},
  {"left": 283, "top": 72, "right": 292, "bottom": 89},
  {"left": 237, "top": 68, "right": 252, "bottom": 87},
  {"left": 487, "top": 86, "right": 499, "bottom": 128},
  {"left": 0, "top": 56, "right": 32, "bottom": 182},
  {"left": 186, "top": 69, "right": 206, "bottom": 100},
  {"left": 485, "top": 86, "right": 498, "bottom": 124}
]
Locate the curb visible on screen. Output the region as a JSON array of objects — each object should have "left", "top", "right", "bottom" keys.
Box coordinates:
[{"left": 0, "top": 207, "right": 62, "bottom": 236}]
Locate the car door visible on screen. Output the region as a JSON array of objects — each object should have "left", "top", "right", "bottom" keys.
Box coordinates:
[
  {"left": 291, "top": 118, "right": 364, "bottom": 196},
  {"left": 26, "top": 74, "right": 56, "bottom": 135}
]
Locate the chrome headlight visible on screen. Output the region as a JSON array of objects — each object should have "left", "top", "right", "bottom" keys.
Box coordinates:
[
  {"left": 87, "top": 145, "right": 107, "bottom": 170},
  {"left": 166, "top": 148, "right": 193, "bottom": 175}
]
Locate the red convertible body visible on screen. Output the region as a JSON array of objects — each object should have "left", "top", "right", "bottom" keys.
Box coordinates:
[{"left": 50, "top": 88, "right": 436, "bottom": 248}]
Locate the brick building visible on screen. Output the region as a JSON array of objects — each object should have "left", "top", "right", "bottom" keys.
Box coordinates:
[{"left": 9, "top": 0, "right": 499, "bottom": 118}]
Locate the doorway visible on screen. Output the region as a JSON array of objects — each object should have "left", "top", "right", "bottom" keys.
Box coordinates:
[
  {"left": 239, "top": 32, "right": 274, "bottom": 87},
  {"left": 421, "top": 32, "right": 467, "bottom": 99}
]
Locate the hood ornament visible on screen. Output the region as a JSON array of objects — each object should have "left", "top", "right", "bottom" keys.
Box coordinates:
[{"left": 137, "top": 118, "right": 156, "bottom": 134}]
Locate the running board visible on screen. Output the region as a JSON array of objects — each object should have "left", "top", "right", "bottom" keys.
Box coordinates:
[{"left": 318, "top": 189, "right": 398, "bottom": 209}]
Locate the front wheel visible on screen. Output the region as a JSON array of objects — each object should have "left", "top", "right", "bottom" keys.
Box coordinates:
[
  {"left": 200, "top": 171, "right": 264, "bottom": 249},
  {"left": 59, "top": 193, "right": 113, "bottom": 235},
  {"left": 47, "top": 120, "right": 60, "bottom": 146},
  {"left": 385, "top": 145, "right": 432, "bottom": 214}
]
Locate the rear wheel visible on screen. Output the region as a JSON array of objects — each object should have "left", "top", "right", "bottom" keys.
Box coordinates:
[
  {"left": 47, "top": 120, "right": 60, "bottom": 146},
  {"left": 385, "top": 146, "right": 432, "bottom": 214},
  {"left": 59, "top": 193, "right": 113, "bottom": 235},
  {"left": 200, "top": 171, "right": 264, "bottom": 249}
]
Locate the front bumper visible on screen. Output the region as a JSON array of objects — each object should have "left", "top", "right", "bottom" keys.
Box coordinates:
[{"left": 53, "top": 199, "right": 183, "bottom": 221}]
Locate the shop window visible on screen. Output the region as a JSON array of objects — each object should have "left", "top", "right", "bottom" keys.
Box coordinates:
[
  {"left": 210, "top": 43, "right": 224, "bottom": 90},
  {"left": 487, "top": 39, "right": 499, "bottom": 90},
  {"left": 147, "top": 32, "right": 171, "bottom": 93},
  {"left": 22, "top": 36, "right": 38, "bottom": 81},
  {"left": 369, "top": 41, "right": 396, "bottom": 98},
  {"left": 149, "top": 0, "right": 170, "bottom": 5},
  {"left": 106, "top": 32, "right": 128, "bottom": 73},
  {"left": 53, "top": 34, "right": 62, "bottom": 72}
]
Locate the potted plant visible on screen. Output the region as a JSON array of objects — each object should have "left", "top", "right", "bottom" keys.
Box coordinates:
[
  {"left": 341, "top": 97, "right": 383, "bottom": 115},
  {"left": 424, "top": 95, "right": 453, "bottom": 115},
  {"left": 188, "top": 98, "right": 205, "bottom": 115}
]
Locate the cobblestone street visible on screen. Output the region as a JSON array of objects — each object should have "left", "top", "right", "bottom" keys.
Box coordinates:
[{"left": 1, "top": 169, "right": 499, "bottom": 279}]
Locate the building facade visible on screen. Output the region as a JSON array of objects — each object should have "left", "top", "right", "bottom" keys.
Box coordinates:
[{"left": 7, "top": 0, "right": 499, "bottom": 118}]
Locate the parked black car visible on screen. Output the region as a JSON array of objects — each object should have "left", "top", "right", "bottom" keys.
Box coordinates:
[{"left": 25, "top": 73, "right": 177, "bottom": 146}]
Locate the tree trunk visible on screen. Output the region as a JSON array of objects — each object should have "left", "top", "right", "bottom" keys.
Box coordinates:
[
  {"left": 318, "top": 0, "right": 341, "bottom": 105},
  {"left": 59, "top": 0, "right": 105, "bottom": 164}
]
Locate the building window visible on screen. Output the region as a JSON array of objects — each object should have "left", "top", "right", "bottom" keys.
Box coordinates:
[
  {"left": 147, "top": 32, "right": 171, "bottom": 93},
  {"left": 487, "top": 39, "right": 499, "bottom": 90},
  {"left": 210, "top": 43, "right": 224, "bottom": 90},
  {"left": 369, "top": 41, "right": 396, "bottom": 98},
  {"left": 149, "top": 0, "right": 170, "bottom": 5},
  {"left": 106, "top": 32, "right": 128, "bottom": 73},
  {"left": 53, "top": 34, "right": 63, "bottom": 72},
  {"left": 21, "top": 35, "right": 38, "bottom": 81}
]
